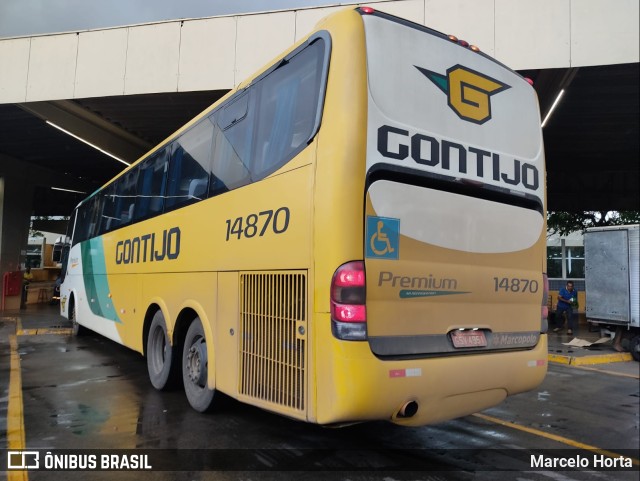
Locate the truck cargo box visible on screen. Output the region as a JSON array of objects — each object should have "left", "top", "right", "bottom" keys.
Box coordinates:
[{"left": 584, "top": 224, "right": 639, "bottom": 328}]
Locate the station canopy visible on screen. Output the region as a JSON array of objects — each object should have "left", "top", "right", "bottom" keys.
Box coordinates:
[{"left": 0, "top": 63, "right": 637, "bottom": 217}]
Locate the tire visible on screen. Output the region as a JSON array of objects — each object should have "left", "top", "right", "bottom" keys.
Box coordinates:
[
  {"left": 69, "top": 300, "right": 87, "bottom": 336},
  {"left": 182, "top": 318, "right": 216, "bottom": 412},
  {"left": 146, "top": 311, "right": 179, "bottom": 390},
  {"left": 630, "top": 335, "right": 640, "bottom": 362}
]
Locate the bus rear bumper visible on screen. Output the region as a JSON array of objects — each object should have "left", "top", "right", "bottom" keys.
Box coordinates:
[{"left": 315, "top": 333, "right": 548, "bottom": 426}]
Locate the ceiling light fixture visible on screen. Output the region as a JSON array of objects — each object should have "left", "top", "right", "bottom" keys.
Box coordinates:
[
  {"left": 45, "top": 120, "right": 130, "bottom": 166},
  {"left": 51, "top": 186, "right": 87, "bottom": 194},
  {"left": 541, "top": 89, "right": 565, "bottom": 128}
]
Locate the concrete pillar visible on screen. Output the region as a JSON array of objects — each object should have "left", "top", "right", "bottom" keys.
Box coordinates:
[{"left": 0, "top": 175, "right": 35, "bottom": 309}]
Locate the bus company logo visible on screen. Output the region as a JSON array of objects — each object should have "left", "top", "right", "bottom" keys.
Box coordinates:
[
  {"left": 415, "top": 64, "right": 510, "bottom": 124},
  {"left": 115, "top": 227, "right": 180, "bottom": 265}
]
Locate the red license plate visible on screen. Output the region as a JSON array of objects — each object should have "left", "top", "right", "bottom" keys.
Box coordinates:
[{"left": 450, "top": 330, "right": 487, "bottom": 348}]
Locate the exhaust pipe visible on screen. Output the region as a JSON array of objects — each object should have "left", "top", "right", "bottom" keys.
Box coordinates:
[{"left": 397, "top": 400, "right": 419, "bottom": 418}]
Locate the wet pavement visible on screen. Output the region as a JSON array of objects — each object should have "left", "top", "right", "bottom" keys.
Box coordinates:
[{"left": 1, "top": 305, "right": 638, "bottom": 480}]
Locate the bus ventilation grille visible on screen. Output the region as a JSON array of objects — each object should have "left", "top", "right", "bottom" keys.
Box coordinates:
[{"left": 239, "top": 272, "right": 306, "bottom": 412}]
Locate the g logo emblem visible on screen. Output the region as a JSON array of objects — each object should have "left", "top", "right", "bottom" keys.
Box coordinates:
[{"left": 416, "top": 64, "right": 510, "bottom": 124}]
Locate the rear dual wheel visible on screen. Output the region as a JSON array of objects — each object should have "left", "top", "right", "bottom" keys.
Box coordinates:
[
  {"left": 182, "top": 318, "right": 216, "bottom": 412},
  {"left": 146, "top": 312, "right": 217, "bottom": 411}
]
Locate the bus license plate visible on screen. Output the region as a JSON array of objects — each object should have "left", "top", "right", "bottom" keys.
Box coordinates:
[{"left": 450, "top": 330, "right": 487, "bottom": 348}]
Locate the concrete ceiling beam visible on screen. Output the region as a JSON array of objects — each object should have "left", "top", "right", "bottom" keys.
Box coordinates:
[{"left": 18, "top": 100, "right": 151, "bottom": 164}]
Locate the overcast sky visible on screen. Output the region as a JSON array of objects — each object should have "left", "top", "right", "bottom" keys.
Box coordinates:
[{"left": 0, "top": 0, "right": 353, "bottom": 38}]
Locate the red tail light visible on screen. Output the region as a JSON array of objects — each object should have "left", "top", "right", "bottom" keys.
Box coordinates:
[
  {"left": 331, "top": 261, "right": 367, "bottom": 340},
  {"left": 541, "top": 273, "right": 549, "bottom": 333}
]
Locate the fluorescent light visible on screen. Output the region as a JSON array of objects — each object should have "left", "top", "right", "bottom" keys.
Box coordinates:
[
  {"left": 51, "top": 186, "right": 87, "bottom": 194},
  {"left": 541, "top": 89, "right": 565, "bottom": 128},
  {"left": 46, "top": 120, "right": 130, "bottom": 166}
]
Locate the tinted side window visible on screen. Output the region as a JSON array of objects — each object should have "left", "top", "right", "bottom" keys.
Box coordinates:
[
  {"left": 209, "top": 107, "right": 252, "bottom": 196},
  {"left": 73, "top": 202, "right": 88, "bottom": 245},
  {"left": 67, "top": 209, "right": 77, "bottom": 246},
  {"left": 116, "top": 169, "right": 138, "bottom": 227},
  {"left": 251, "top": 40, "right": 324, "bottom": 178},
  {"left": 70, "top": 36, "right": 327, "bottom": 239},
  {"left": 73, "top": 195, "right": 101, "bottom": 245},
  {"left": 165, "top": 120, "right": 214, "bottom": 211},
  {"left": 100, "top": 184, "right": 117, "bottom": 234},
  {"left": 135, "top": 149, "right": 168, "bottom": 221},
  {"left": 208, "top": 37, "right": 325, "bottom": 196}
]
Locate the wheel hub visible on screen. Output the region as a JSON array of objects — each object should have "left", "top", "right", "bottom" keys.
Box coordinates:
[{"left": 186, "top": 338, "right": 207, "bottom": 387}]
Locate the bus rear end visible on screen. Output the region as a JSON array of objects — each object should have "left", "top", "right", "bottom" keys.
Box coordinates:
[{"left": 318, "top": 8, "right": 547, "bottom": 426}]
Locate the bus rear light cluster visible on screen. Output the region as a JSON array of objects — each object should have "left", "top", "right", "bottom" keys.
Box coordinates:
[{"left": 331, "top": 261, "right": 367, "bottom": 340}]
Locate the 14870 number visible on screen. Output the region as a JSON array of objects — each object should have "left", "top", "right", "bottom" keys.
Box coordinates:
[
  {"left": 493, "top": 277, "right": 539, "bottom": 293},
  {"left": 225, "top": 207, "right": 290, "bottom": 241}
]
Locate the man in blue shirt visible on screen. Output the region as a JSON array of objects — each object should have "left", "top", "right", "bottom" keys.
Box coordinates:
[{"left": 553, "top": 281, "right": 578, "bottom": 335}]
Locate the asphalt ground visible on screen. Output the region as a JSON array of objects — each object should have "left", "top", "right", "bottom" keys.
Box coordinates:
[{"left": 1, "top": 304, "right": 638, "bottom": 481}]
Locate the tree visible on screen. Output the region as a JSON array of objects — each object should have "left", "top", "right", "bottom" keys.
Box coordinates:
[{"left": 547, "top": 211, "right": 640, "bottom": 236}]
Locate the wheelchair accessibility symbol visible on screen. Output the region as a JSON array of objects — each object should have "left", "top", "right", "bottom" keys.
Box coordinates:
[{"left": 366, "top": 216, "right": 400, "bottom": 260}]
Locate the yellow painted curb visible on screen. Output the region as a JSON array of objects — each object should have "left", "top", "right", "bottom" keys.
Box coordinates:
[
  {"left": 548, "top": 352, "right": 633, "bottom": 365},
  {"left": 16, "top": 328, "right": 74, "bottom": 336},
  {"left": 8, "top": 335, "right": 28, "bottom": 481},
  {"left": 571, "top": 352, "right": 633, "bottom": 365},
  {"left": 547, "top": 353, "right": 570, "bottom": 364}
]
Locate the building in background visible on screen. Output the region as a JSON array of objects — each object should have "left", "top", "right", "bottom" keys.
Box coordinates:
[{"left": 547, "top": 230, "right": 586, "bottom": 318}]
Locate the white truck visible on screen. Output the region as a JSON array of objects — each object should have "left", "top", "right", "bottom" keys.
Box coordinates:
[{"left": 584, "top": 224, "right": 639, "bottom": 361}]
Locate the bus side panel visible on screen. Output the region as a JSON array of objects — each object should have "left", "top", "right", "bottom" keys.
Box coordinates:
[
  {"left": 136, "top": 271, "right": 217, "bottom": 354},
  {"left": 216, "top": 271, "right": 239, "bottom": 396},
  {"left": 97, "top": 160, "right": 314, "bottom": 352},
  {"left": 313, "top": 9, "right": 368, "bottom": 309},
  {"left": 61, "top": 241, "right": 125, "bottom": 344},
  {"left": 312, "top": 10, "right": 369, "bottom": 423}
]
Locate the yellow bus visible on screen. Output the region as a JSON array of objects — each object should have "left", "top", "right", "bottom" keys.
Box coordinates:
[{"left": 59, "top": 6, "right": 548, "bottom": 426}]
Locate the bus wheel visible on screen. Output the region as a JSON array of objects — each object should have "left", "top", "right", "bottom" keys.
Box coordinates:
[
  {"left": 183, "top": 318, "right": 216, "bottom": 412},
  {"left": 70, "top": 301, "right": 86, "bottom": 336},
  {"left": 147, "top": 311, "right": 178, "bottom": 390}
]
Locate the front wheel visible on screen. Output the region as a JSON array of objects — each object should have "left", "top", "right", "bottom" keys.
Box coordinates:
[
  {"left": 183, "top": 318, "right": 216, "bottom": 412},
  {"left": 69, "top": 301, "right": 86, "bottom": 336}
]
